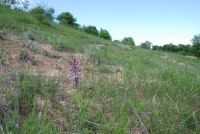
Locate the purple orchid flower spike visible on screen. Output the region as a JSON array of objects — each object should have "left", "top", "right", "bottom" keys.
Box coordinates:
[{"left": 69, "top": 57, "right": 81, "bottom": 85}]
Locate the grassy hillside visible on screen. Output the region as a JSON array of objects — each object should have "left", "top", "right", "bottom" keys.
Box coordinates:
[
  {"left": 0, "top": 6, "right": 200, "bottom": 133},
  {"left": 0, "top": 6, "right": 115, "bottom": 52}
]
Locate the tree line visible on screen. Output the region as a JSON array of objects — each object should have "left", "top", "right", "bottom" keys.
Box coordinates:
[
  {"left": 133, "top": 37, "right": 200, "bottom": 58},
  {"left": 151, "top": 35, "right": 200, "bottom": 58},
  {"left": 29, "top": 6, "right": 113, "bottom": 40}
]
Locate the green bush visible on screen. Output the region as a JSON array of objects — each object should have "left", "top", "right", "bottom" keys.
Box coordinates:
[
  {"left": 140, "top": 41, "right": 152, "bottom": 49},
  {"left": 99, "top": 28, "right": 112, "bottom": 40},
  {"left": 82, "top": 25, "right": 99, "bottom": 36},
  {"left": 56, "top": 12, "right": 79, "bottom": 28},
  {"left": 121, "top": 37, "right": 135, "bottom": 46},
  {"left": 192, "top": 34, "right": 200, "bottom": 58},
  {"left": 29, "top": 6, "right": 55, "bottom": 21},
  {"left": 29, "top": 6, "right": 54, "bottom": 26},
  {"left": 0, "top": 0, "right": 19, "bottom": 8}
]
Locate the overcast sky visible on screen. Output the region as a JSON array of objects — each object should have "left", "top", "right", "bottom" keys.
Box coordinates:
[{"left": 30, "top": 0, "right": 200, "bottom": 45}]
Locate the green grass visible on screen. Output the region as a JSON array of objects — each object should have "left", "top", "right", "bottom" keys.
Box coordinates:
[{"left": 0, "top": 6, "right": 200, "bottom": 133}]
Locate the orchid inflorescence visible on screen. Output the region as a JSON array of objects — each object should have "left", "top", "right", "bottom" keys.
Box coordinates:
[{"left": 69, "top": 57, "right": 81, "bottom": 85}]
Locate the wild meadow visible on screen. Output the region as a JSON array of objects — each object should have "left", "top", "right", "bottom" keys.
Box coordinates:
[{"left": 0, "top": 5, "right": 200, "bottom": 134}]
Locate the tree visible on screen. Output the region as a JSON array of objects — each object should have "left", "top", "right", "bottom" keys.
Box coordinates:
[
  {"left": 56, "top": 12, "right": 79, "bottom": 28},
  {"left": 0, "top": 0, "right": 29, "bottom": 10},
  {"left": 162, "top": 43, "right": 178, "bottom": 52},
  {"left": 0, "top": 0, "right": 19, "bottom": 8},
  {"left": 121, "top": 37, "right": 135, "bottom": 46},
  {"left": 99, "top": 28, "right": 112, "bottom": 40},
  {"left": 178, "top": 44, "right": 192, "bottom": 54},
  {"left": 140, "top": 41, "right": 152, "bottom": 49},
  {"left": 113, "top": 40, "right": 121, "bottom": 43},
  {"left": 29, "top": 6, "right": 55, "bottom": 21},
  {"left": 82, "top": 25, "right": 99, "bottom": 36},
  {"left": 20, "top": 0, "right": 30, "bottom": 11},
  {"left": 152, "top": 45, "right": 162, "bottom": 50},
  {"left": 191, "top": 34, "right": 200, "bottom": 58}
]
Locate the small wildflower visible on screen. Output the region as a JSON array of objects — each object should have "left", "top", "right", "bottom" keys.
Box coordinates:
[{"left": 69, "top": 58, "right": 81, "bottom": 85}]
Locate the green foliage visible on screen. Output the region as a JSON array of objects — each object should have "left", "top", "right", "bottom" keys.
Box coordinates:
[
  {"left": 99, "top": 28, "right": 112, "bottom": 40},
  {"left": 162, "top": 43, "right": 179, "bottom": 52},
  {"left": 192, "top": 34, "right": 200, "bottom": 58},
  {"left": 121, "top": 37, "right": 135, "bottom": 46},
  {"left": 82, "top": 25, "right": 99, "bottom": 36},
  {"left": 19, "top": 0, "right": 29, "bottom": 11},
  {"left": 29, "top": 6, "right": 55, "bottom": 21},
  {"left": 0, "top": 0, "right": 19, "bottom": 8},
  {"left": 113, "top": 39, "right": 120, "bottom": 43},
  {"left": 152, "top": 43, "right": 193, "bottom": 56},
  {"left": 140, "top": 41, "right": 152, "bottom": 49},
  {"left": 56, "top": 12, "right": 79, "bottom": 28},
  {"left": 152, "top": 45, "right": 162, "bottom": 50},
  {"left": 178, "top": 44, "right": 192, "bottom": 55},
  {"left": 0, "top": 0, "right": 30, "bottom": 11}
]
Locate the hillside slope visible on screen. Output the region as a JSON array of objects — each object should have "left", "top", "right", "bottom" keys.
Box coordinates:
[{"left": 0, "top": 6, "right": 200, "bottom": 133}]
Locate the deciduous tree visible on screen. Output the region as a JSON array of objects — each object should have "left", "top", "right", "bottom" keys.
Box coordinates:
[
  {"left": 0, "top": 0, "right": 19, "bottom": 8},
  {"left": 56, "top": 12, "right": 79, "bottom": 28},
  {"left": 191, "top": 34, "right": 200, "bottom": 58},
  {"left": 140, "top": 41, "right": 152, "bottom": 49},
  {"left": 121, "top": 37, "right": 135, "bottom": 46},
  {"left": 99, "top": 28, "right": 112, "bottom": 40},
  {"left": 82, "top": 25, "right": 99, "bottom": 36},
  {"left": 29, "top": 6, "right": 55, "bottom": 21}
]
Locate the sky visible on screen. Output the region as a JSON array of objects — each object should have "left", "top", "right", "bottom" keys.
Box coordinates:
[{"left": 29, "top": 0, "right": 200, "bottom": 45}]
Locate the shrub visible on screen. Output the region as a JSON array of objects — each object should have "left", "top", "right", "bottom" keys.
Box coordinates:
[
  {"left": 29, "top": 6, "right": 55, "bottom": 26},
  {"left": 82, "top": 25, "right": 99, "bottom": 36},
  {"left": 99, "top": 28, "right": 112, "bottom": 40},
  {"left": 140, "top": 41, "right": 152, "bottom": 49},
  {"left": 121, "top": 37, "right": 135, "bottom": 46},
  {"left": 56, "top": 12, "right": 79, "bottom": 28},
  {"left": 162, "top": 43, "right": 179, "bottom": 52},
  {"left": 0, "top": 0, "right": 19, "bottom": 8},
  {"left": 18, "top": 49, "right": 36, "bottom": 65},
  {"left": 191, "top": 34, "right": 200, "bottom": 58},
  {"left": 29, "top": 6, "right": 55, "bottom": 21},
  {"left": 113, "top": 40, "right": 121, "bottom": 43}
]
